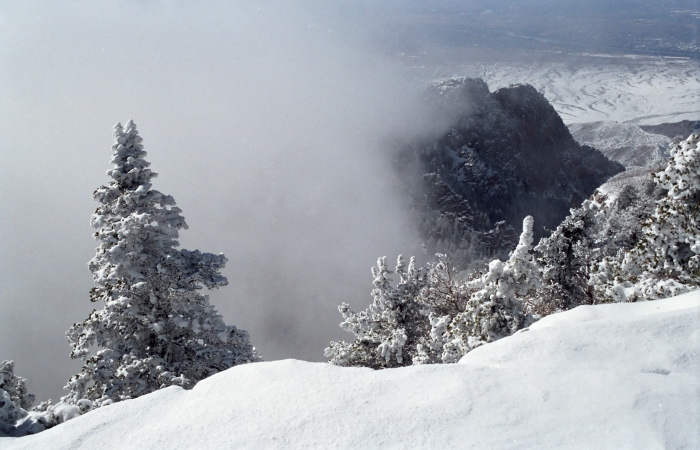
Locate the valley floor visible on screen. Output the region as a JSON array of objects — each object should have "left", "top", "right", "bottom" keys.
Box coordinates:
[{"left": 408, "top": 53, "right": 700, "bottom": 126}]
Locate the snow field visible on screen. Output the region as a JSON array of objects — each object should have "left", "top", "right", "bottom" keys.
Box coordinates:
[{"left": 3, "top": 291, "right": 698, "bottom": 449}]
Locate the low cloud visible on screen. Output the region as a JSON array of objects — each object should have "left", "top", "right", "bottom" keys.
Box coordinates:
[{"left": 0, "top": 1, "right": 447, "bottom": 402}]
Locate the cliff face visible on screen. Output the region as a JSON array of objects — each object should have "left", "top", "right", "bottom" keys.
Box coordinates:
[{"left": 402, "top": 78, "right": 624, "bottom": 268}]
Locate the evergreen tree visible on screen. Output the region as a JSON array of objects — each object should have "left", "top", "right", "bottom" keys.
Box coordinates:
[
  {"left": 535, "top": 200, "right": 602, "bottom": 313},
  {"left": 64, "top": 121, "right": 259, "bottom": 409}
]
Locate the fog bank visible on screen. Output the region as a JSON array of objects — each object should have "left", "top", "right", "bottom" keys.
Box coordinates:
[{"left": 0, "top": 1, "right": 446, "bottom": 403}]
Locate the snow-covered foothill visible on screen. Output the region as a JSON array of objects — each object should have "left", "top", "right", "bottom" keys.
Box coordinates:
[
  {"left": 3, "top": 291, "right": 698, "bottom": 449},
  {"left": 596, "top": 165, "right": 661, "bottom": 206},
  {"left": 568, "top": 121, "right": 671, "bottom": 168}
]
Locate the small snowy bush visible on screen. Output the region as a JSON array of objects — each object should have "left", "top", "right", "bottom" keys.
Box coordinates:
[
  {"left": 0, "top": 361, "right": 35, "bottom": 436},
  {"left": 535, "top": 199, "right": 603, "bottom": 312},
  {"left": 424, "top": 216, "right": 538, "bottom": 362},
  {"left": 325, "top": 255, "right": 427, "bottom": 368}
]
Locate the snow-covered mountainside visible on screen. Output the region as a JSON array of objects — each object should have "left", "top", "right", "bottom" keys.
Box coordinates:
[
  {"left": 568, "top": 121, "right": 671, "bottom": 168},
  {"left": 3, "top": 291, "right": 697, "bottom": 449}
]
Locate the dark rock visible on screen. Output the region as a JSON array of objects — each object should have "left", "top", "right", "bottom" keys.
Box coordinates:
[{"left": 402, "top": 78, "right": 624, "bottom": 269}]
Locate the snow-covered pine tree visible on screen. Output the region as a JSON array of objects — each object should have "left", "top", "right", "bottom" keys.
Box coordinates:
[
  {"left": 0, "top": 361, "right": 34, "bottom": 435},
  {"left": 594, "top": 133, "right": 700, "bottom": 302},
  {"left": 534, "top": 200, "right": 602, "bottom": 313},
  {"left": 64, "top": 121, "right": 259, "bottom": 409},
  {"left": 535, "top": 178, "right": 658, "bottom": 310},
  {"left": 435, "top": 216, "right": 538, "bottom": 362},
  {"left": 325, "top": 256, "right": 426, "bottom": 368}
]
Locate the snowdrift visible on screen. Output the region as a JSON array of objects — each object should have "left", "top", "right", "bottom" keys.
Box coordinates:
[{"left": 4, "top": 292, "right": 699, "bottom": 449}]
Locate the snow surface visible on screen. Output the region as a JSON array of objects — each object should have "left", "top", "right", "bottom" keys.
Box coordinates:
[{"left": 3, "top": 292, "right": 699, "bottom": 449}]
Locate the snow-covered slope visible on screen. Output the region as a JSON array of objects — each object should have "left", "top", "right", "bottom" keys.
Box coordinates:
[
  {"left": 4, "top": 292, "right": 699, "bottom": 449},
  {"left": 569, "top": 121, "right": 671, "bottom": 168}
]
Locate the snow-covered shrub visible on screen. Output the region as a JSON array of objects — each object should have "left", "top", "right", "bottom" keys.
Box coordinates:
[
  {"left": 328, "top": 217, "right": 539, "bottom": 368},
  {"left": 0, "top": 361, "right": 36, "bottom": 436},
  {"left": 594, "top": 133, "right": 700, "bottom": 302},
  {"left": 325, "top": 256, "right": 427, "bottom": 368},
  {"left": 413, "top": 255, "right": 471, "bottom": 364},
  {"left": 64, "top": 121, "right": 259, "bottom": 411},
  {"left": 0, "top": 361, "right": 34, "bottom": 414},
  {"left": 535, "top": 200, "right": 602, "bottom": 312},
  {"left": 430, "top": 216, "right": 538, "bottom": 362},
  {"left": 535, "top": 176, "right": 659, "bottom": 311}
]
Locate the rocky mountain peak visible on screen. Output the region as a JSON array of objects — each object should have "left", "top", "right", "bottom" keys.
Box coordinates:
[{"left": 403, "top": 78, "right": 624, "bottom": 269}]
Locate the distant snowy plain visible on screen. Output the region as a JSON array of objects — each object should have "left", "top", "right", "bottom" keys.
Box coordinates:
[
  {"left": 4, "top": 291, "right": 698, "bottom": 449},
  {"left": 419, "top": 55, "right": 700, "bottom": 126},
  {"left": 484, "top": 57, "right": 700, "bottom": 125}
]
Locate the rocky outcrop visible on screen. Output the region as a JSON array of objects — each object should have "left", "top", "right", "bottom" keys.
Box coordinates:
[{"left": 402, "top": 78, "right": 624, "bottom": 269}]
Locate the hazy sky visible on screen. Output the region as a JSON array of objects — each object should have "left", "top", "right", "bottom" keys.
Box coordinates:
[{"left": 0, "top": 1, "right": 452, "bottom": 403}]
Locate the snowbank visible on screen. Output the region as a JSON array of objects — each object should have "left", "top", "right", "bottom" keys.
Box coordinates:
[{"left": 3, "top": 292, "right": 699, "bottom": 449}]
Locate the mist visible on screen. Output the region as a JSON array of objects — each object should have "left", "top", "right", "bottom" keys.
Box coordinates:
[{"left": 0, "top": 1, "right": 449, "bottom": 403}]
